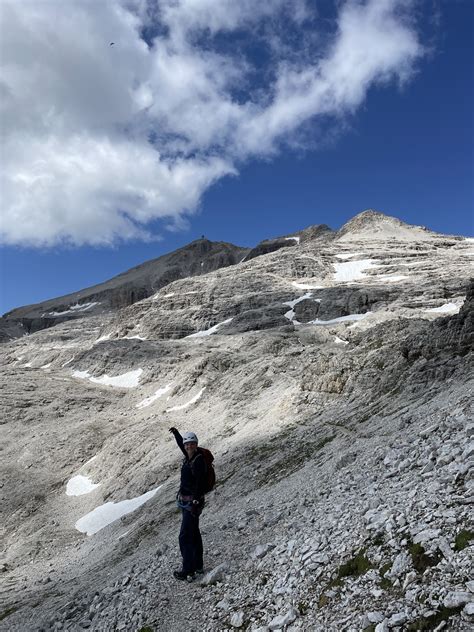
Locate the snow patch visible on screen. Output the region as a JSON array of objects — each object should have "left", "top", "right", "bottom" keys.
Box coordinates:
[
  {"left": 308, "top": 312, "right": 372, "bottom": 326},
  {"left": 66, "top": 475, "right": 100, "bottom": 496},
  {"left": 334, "top": 260, "right": 378, "bottom": 282},
  {"left": 136, "top": 384, "right": 172, "bottom": 409},
  {"left": 72, "top": 368, "right": 143, "bottom": 388},
  {"left": 41, "top": 363, "right": 51, "bottom": 369},
  {"left": 426, "top": 302, "right": 463, "bottom": 314},
  {"left": 75, "top": 486, "right": 162, "bottom": 536},
  {"left": 335, "top": 252, "right": 363, "bottom": 260},
  {"left": 186, "top": 318, "right": 233, "bottom": 338},
  {"left": 291, "top": 281, "right": 324, "bottom": 290},
  {"left": 283, "top": 293, "right": 319, "bottom": 323},
  {"left": 285, "top": 236, "right": 300, "bottom": 244},
  {"left": 334, "top": 336, "right": 349, "bottom": 345},
  {"left": 95, "top": 334, "right": 111, "bottom": 343},
  {"left": 166, "top": 388, "right": 206, "bottom": 412},
  {"left": 48, "top": 302, "right": 100, "bottom": 317}
]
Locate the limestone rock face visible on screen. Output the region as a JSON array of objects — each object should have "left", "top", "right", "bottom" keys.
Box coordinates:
[
  {"left": 0, "top": 238, "right": 249, "bottom": 337},
  {"left": 0, "top": 210, "right": 473, "bottom": 632}
]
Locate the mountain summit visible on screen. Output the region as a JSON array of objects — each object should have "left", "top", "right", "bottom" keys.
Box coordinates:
[{"left": 337, "top": 209, "right": 436, "bottom": 240}]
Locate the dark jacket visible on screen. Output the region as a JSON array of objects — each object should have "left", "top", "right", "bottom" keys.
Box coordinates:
[{"left": 171, "top": 429, "right": 207, "bottom": 500}]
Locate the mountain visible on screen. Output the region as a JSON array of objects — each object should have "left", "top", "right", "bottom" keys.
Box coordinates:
[
  {"left": 1, "top": 210, "right": 473, "bottom": 631},
  {"left": 0, "top": 238, "right": 250, "bottom": 339}
]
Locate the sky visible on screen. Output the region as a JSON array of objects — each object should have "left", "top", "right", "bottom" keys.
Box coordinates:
[{"left": 0, "top": 0, "right": 473, "bottom": 314}]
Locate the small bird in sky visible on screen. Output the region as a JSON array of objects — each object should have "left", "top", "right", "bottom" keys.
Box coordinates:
[{"left": 110, "top": 42, "right": 115, "bottom": 46}]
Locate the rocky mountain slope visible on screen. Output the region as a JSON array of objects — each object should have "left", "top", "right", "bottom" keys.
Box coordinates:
[
  {"left": 0, "top": 210, "right": 473, "bottom": 632},
  {"left": 0, "top": 239, "right": 250, "bottom": 340}
]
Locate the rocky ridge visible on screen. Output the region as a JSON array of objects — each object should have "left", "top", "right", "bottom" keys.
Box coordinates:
[
  {"left": 0, "top": 239, "right": 250, "bottom": 339},
  {"left": 0, "top": 210, "right": 473, "bottom": 631}
]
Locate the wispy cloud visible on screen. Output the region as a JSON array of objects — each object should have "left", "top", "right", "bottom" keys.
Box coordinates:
[{"left": 0, "top": 0, "right": 423, "bottom": 247}]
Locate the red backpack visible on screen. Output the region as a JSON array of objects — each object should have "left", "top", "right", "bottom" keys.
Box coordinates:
[{"left": 197, "top": 447, "right": 216, "bottom": 493}]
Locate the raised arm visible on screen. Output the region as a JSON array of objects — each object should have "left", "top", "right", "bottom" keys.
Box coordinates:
[{"left": 169, "top": 427, "right": 186, "bottom": 457}]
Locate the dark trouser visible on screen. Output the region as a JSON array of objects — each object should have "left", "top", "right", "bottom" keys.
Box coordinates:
[{"left": 179, "top": 509, "right": 203, "bottom": 573}]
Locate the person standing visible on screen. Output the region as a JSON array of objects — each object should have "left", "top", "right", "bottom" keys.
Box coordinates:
[{"left": 169, "top": 427, "right": 207, "bottom": 581}]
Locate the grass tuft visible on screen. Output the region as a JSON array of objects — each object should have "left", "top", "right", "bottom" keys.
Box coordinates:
[
  {"left": 406, "top": 606, "right": 463, "bottom": 631},
  {"left": 408, "top": 542, "right": 440, "bottom": 573},
  {"left": 454, "top": 529, "right": 474, "bottom": 552}
]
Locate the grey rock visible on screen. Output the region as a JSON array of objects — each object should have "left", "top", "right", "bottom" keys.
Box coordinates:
[
  {"left": 199, "top": 563, "right": 230, "bottom": 586},
  {"left": 252, "top": 543, "right": 276, "bottom": 560},
  {"left": 388, "top": 612, "right": 407, "bottom": 626},
  {"left": 463, "top": 602, "right": 474, "bottom": 616},
  {"left": 230, "top": 611, "right": 245, "bottom": 628},
  {"left": 367, "top": 611, "right": 384, "bottom": 623},
  {"left": 443, "top": 591, "right": 473, "bottom": 608},
  {"left": 268, "top": 608, "right": 298, "bottom": 630}
]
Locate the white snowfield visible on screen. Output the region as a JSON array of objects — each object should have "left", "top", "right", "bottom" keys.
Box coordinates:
[
  {"left": 333, "top": 259, "right": 379, "bottom": 282},
  {"left": 291, "top": 281, "right": 324, "bottom": 290},
  {"left": 75, "top": 486, "right": 162, "bottom": 536},
  {"left": 334, "top": 252, "right": 364, "bottom": 260},
  {"left": 166, "top": 387, "right": 206, "bottom": 412},
  {"left": 186, "top": 318, "right": 233, "bottom": 338},
  {"left": 426, "top": 302, "right": 463, "bottom": 314},
  {"left": 136, "top": 384, "right": 172, "bottom": 409},
  {"left": 308, "top": 312, "right": 372, "bottom": 326},
  {"left": 284, "top": 236, "right": 300, "bottom": 244},
  {"left": 66, "top": 475, "right": 100, "bottom": 496},
  {"left": 48, "top": 302, "right": 100, "bottom": 317},
  {"left": 95, "top": 334, "right": 112, "bottom": 343},
  {"left": 72, "top": 368, "right": 143, "bottom": 388}
]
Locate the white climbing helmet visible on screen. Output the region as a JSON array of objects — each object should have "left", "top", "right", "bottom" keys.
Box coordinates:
[{"left": 182, "top": 431, "right": 198, "bottom": 445}]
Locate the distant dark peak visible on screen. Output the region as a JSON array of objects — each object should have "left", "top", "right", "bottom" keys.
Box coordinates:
[
  {"left": 244, "top": 236, "right": 298, "bottom": 262},
  {"left": 298, "top": 224, "right": 334, "bottom": 242}
]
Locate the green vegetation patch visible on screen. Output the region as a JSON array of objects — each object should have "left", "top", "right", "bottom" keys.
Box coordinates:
[
  {"left": 336, "top": 549, "right": 372, "bottom": 581},
  {"left": 406, "top": 606, "right": 463, "bottom": 631},
  {"left": 380, "top": 576, "right": 393, "bottom": 590},
  {"left": 409, "top": 542, "right": 440, "bottom": 574},
  {"left": 454, "top": 529, "right": 474, "bottom": 552},
  {"left": 297, "top": 601, "right": 309, "bottom": 615},
  {"left": 325, "top": 549, "right": 373, "bottom": 591},
  {"left": 138, "top": 627, "right": 154, "bottom": 632}
]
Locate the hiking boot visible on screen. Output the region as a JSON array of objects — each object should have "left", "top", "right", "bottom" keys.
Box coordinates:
[{"left": 173, "top": 570, "right": 195, "bottom": 582}]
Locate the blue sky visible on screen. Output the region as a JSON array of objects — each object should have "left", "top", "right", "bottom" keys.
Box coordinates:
[{"left": 0, "top": 0, "right": 473, "bottom": 314}]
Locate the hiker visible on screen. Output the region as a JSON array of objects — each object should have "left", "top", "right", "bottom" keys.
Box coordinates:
[{"left": 169, "top": 427, "right": 207, "bottom": 581}]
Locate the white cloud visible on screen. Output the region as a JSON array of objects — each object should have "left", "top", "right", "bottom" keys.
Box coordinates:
[{"left": 0, "top": 0, "right": 423, "bottom": 247}]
